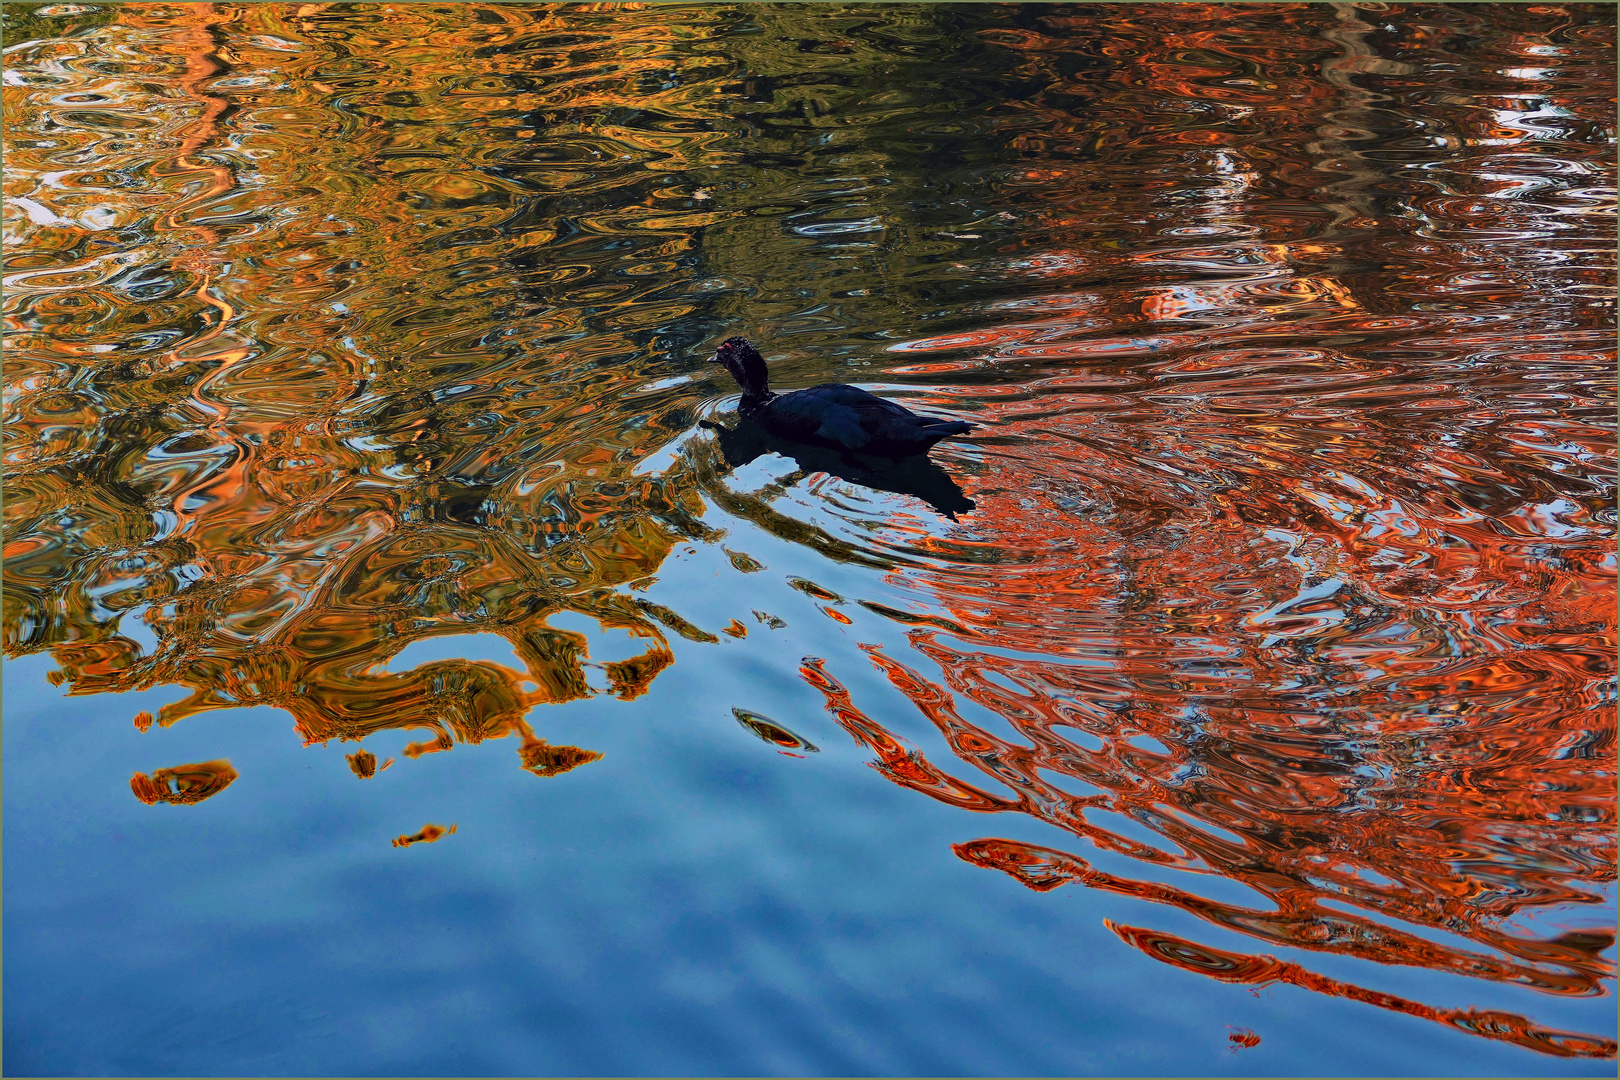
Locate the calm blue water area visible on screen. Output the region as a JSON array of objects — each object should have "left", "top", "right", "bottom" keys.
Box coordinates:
[{"left": 5, "top": 528, "right": 1612, "bottom": 1077}]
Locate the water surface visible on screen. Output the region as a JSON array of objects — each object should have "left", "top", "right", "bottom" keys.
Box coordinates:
[{"left": 3, "top": 2, "right": 1615, "bottom": 1075}]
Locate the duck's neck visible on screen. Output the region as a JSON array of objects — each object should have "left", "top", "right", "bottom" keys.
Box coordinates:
[{"left": 739, "top": 388, "right": 775, "bottom": 414}]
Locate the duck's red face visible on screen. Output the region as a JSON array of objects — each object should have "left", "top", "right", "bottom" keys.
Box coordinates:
[{"left": 711, "top": 336, "right": 770, "bottom": 396}]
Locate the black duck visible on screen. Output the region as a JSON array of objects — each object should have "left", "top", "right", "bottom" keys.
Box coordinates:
[{"left": 709, "top": 337, "right": 974, "bottom": 458}]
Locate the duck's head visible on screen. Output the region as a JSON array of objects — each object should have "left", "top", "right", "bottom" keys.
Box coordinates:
[{"left": 709, "top": 336, "right": 770, "bottom": 397}]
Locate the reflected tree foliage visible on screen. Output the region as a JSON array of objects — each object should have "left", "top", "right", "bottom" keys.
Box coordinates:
[{"left": 2, "top": 1, "right": 1614, "bottom": 1057}]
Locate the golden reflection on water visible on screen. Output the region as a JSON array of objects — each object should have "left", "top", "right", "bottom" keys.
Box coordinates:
[
  {"left": 3, "top": 0, "right": 1614, "bottom": 1059},
  {"left": 129, "top": 757, "right": 238, "bottom": 805},
  {"left": 391, "top": 821, "right": 458, "bottom": 848}
]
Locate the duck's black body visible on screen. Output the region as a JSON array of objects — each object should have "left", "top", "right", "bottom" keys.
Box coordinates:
[{"left": 710, "top": 337, "right": 973, "bottom": 457}]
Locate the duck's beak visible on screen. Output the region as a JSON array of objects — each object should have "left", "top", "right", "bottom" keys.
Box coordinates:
[{"left": 707, "top": 352, "right": 721, "bottom": 364}]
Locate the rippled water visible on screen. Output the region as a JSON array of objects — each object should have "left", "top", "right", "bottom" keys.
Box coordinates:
[{"left": 4, "top": 2, "right": 1615, "bottom": 1075}]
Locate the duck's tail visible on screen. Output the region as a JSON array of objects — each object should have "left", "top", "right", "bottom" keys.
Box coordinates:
[
  {"left": 924, "top": 419, "right": 974, "bottom": 439},
  {"left": 908, "top": 419, "right": 974, "bottom": 454}
]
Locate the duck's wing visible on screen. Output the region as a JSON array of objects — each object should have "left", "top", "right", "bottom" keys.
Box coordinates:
[{"left": 764, "top": 384, "right": 920, "bottom": 450}]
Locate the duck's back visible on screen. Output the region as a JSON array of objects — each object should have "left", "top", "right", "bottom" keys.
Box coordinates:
[{"left": 755, "top": 383, "right": 972, "bottom": 456}]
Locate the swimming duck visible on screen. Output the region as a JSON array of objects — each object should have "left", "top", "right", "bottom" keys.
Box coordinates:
[{"left": 709, "top": 337, "right": 974, "bottom": 458}]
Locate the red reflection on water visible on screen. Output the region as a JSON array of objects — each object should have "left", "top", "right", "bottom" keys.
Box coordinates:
[
  {"left": 806, "top": 648, "right": 1613, "bottom": 1057},
  {"left": 795, "top": 2, "right": 1615, "bottom": 1056},
  {"left": 1112, "top": 922, "right": 1612, "bottom": 1060}
]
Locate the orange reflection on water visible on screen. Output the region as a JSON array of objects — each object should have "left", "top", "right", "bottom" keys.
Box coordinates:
[
  {"left": 1110, "top": 922, "right": 1612, "bottom": 1060},
  {"left": 392, "top": 822, "right": 458, "bottom": 849},
  {"left": 793, "top": 3, "right": 1614, "bottom": 1056},
  {"left": 806, "top": 640, "right": 1613, "bottom": 1058},
  {"left": 345, "top": 748, "right": 393, "bottom": 778},
  {"left": 3, "top": 0, "right": 1613, "bottom": 1063},
  {"left": 130, "top": 759, "right": 238, "bottom": 806},
  {"left": 4, "top": 1, "right": 726, "bottom": 781}
]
